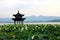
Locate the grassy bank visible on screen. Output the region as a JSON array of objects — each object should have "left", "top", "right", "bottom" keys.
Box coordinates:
[{"left": 0, "top": 24, "right": 60, "bottom": 40}]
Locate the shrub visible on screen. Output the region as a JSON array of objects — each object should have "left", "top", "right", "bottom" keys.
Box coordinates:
[{"left": 0, "top": 24, "right": 60, "bottom": 40}]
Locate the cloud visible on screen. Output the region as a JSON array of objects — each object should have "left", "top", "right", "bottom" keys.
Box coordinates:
[
  {"left": 0, "top": 0, "right": 60, "bottom": 18},
  {"left": 47, "top": 0, "right": 60, "bottom": 16}
]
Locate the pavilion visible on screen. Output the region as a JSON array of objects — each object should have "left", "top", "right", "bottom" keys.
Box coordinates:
[{"left": 12, "top": 11, "right": 25, "bottom": 24}]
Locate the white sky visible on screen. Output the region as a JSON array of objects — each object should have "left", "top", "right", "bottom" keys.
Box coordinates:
[{"left": 0, "top": 0, "right": 60, "bottom": 18}]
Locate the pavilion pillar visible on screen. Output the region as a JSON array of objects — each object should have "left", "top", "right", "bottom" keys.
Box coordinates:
[
  {"left": 14, "top": 21, "right": 16, "bottom": 24},
  {"left": 19, "top": 21, "right": 20, "bottom": 24},
  {"left": 21, "top": 21, "right": 23, "bottom": 24}
]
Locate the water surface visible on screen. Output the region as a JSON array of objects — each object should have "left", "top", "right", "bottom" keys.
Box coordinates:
[{"left": 0, "top": 22, "right": 60, "bottom": 25}]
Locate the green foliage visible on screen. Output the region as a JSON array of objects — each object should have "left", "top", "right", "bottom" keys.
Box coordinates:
[{"left": 0, "top": 24, "right": 60, "bottom": 40}]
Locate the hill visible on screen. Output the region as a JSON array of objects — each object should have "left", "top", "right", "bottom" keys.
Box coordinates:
[{"left": 0, "top": 16, "right": 60, "bottom": 23}]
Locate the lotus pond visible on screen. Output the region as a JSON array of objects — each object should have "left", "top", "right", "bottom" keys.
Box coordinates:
[{"left": 0, "top": 24, "right": 60, "bottom": 40}]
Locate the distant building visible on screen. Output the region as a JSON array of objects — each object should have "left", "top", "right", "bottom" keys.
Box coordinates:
[{"left": 12, "top": 11, "right": 25, "bottom": 24}]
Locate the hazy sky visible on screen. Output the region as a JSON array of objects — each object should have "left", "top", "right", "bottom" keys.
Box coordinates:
[{"left": 0, "top": 0, "right": 60, "bottom": 18}]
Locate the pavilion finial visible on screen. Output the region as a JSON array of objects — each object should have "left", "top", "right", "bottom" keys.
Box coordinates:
[{"left": 18, "top": 11, "right": 19, "bottom": 13}]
